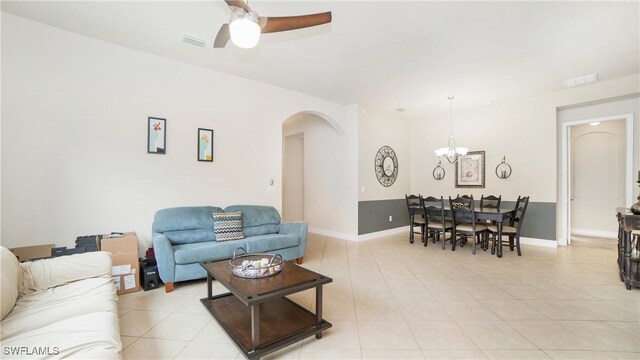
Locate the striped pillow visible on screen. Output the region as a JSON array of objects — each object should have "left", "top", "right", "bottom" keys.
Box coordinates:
[{"left": 212, "top": 211, "right": 244, "bottom": 241}]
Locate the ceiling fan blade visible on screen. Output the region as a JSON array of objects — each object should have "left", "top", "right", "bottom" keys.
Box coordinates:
[
  {"left": 213, "top": 24, "right": 231, "bottom": 48},
  {"left": 224, "top": 0, "right": 251, "bottom": 13},
  {"left": 259, "top": 12, "right": 332, "bottom": 34}
]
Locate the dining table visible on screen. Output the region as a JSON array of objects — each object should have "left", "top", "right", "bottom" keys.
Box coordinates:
[{"left": 429, "top": 204, "right": 517, "bottom": 258}]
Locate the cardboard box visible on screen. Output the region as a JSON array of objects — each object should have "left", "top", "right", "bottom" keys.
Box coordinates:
[
  {"left": 100, "top": 232, "right": 140, "bottom": 295},
  {"left": 10, "top": 244, "right": 54, "bottom": 262}
]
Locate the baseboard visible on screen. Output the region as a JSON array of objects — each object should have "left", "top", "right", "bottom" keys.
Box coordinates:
[
  {"left": 571, "top": 228, "right": 617, "bottom": 239},
  {"left": 520, "top": 237, "right": 558, "bottom": 248},
  {"left": 357, "top": 226, "right": 410, "bottom": 242},
  {"left": 309, "top": 227, "right": 557, "bottom": 248},
  {"left": 308, "top": 227, "right": 358, "bottom": 241}
]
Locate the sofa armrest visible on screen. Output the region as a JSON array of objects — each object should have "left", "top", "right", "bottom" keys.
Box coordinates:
[
  {"left": 19, "top": 251, "right": 112, "bottom": 294},
  {"left": 152, "top": 233, "right": 175, "bottom": 284},
  {"left": 279, "top": 222, "right": 308, "bottom": 257}
]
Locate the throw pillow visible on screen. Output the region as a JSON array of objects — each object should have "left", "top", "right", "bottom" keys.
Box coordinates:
[
  {"left": 212, "top": 211, "right": 245, "bottom": 241},
  {"left": 452, "top": 202, "right": 469, "bottom": 209}
]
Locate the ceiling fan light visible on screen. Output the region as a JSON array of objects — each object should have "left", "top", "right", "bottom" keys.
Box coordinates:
[{"left": 229, "top": 10, "right": 261, "bottom": 48}]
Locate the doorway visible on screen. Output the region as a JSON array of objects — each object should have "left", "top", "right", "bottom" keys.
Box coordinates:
[
  {"left": 560, "top": 114, "right": 634, "bottom": 246},
  {"left": 283, "top": 133, "right": 304, "bottom": 221}
]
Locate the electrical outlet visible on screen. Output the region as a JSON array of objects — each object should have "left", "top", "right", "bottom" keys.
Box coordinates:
[{"left": 389, "top": 216, "right": 393, "bottom": 222}]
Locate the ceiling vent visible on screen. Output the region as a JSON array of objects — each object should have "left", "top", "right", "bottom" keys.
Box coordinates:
[
  {"left": 182, "top": 34, "right": 209, "bottom": 48},
  {"left": 564, "top": 73, "right": 598, "bottom": 87}
]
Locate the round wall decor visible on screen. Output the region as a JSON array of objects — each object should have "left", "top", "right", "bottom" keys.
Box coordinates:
[{"left": 374, "top": 145, "right": 398, "bottom": 187}]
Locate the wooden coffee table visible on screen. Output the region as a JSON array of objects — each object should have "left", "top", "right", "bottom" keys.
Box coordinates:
[{"left": 200, "top": 259, "right": 332, "bottom": 359}]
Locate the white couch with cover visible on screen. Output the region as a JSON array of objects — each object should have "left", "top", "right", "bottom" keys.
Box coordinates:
[{"left": 0, "top": 246, "right": 121, "bottom": 359}]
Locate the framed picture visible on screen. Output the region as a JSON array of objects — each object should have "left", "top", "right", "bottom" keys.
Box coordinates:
[
  {"left": 197, "top": 128, "right": 213, "bottom": 162},
  {"left": 455, "top": 151, "right": 485, "bottom": 188},
  {"left": 147, "top": 117, "right": 166, "bottom": 154}
]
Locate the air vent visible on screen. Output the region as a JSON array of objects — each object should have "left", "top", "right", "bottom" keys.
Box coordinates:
[
  {"left": 564, "top": 73, "right": 598, "bottom": 87},
  {"left": 182, "top": 34, "right": 208, "bottom": 48}
]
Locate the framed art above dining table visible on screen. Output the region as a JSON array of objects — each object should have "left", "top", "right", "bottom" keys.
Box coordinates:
[{"left": 455, "top": 150, "right": 485, "bottom": 188}]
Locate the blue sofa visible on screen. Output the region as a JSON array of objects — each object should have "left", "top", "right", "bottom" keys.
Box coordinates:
[{"left": 152, "top": 205, "right": 307, "bottom": 292}]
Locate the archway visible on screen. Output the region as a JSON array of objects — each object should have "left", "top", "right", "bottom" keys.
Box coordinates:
[{"left": 282, "top": 111, "right": 344, "bottom": 231}]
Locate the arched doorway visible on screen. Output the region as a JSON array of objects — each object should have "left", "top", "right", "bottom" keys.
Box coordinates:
[{"left": 282, "top": 111, "right": 344, "bottom": 230}]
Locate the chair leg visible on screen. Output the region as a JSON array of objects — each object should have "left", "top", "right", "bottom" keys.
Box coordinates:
[
  {"left": 516, "top": 235, "right": 522, "bottom": 256},
  {"left": 423, "top": 228, "right": 428, "bottom": 247},
  {"left": 491, "top": 234, "right": 496, "bottom": 255},
  {"left": 472, "top": 235, "right": 477, "bottom": 255},
  {"left": 409, "top": 223, "right": 414, "bottom": 244},
  {"left": 509, "top": 236, "right": 514, "bottom": 251},
  {"left": 296, "top": 257, "right": 304, "bottom": 264}
]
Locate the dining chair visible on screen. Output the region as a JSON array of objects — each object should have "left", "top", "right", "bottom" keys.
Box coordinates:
[
  {"left": 479, "top": 194, "right": 502, "bottom": 250},
  {"left": 449, "top": 196, "right": 487, "bottom": 254},
  {"left": 480, "top": 194, "right": 501, "bottom": 210},
  {"left": 405, "top": 194, "right": 425, "bottom": 244},
  {"left": 422, "top": 196, "right": 454, "bottom": 249},
  {"left": 489, "top": 196, "right": 530, "bottom": 256}
]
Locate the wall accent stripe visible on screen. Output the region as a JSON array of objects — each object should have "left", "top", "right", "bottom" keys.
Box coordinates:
[{"left": 359, "top": 199, "right": 557, "bottom": 241}]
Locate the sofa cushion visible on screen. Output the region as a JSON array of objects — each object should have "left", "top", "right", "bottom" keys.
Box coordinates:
[
  {"left": 153, "top": 206, "right": 224, "bottom": 234},
  {"left": 244, "top": 234, "right": 299, "bottom": 253},
  {"left": 224, "top": 205, "right": 281, "bottom": 236},
  {"left": 1, "top": 277, "right": 117, "bottom": 340},
  {"left": 212, "top": 211, "right": 245, "bottom": 241},
  {"left": 1, "top": 311, "right": 120, "bottom": 359},
  {"left": 163, "top": 229, "right": 216, "bottom": 245},
  {"left": 173, "top": 240, "right": 246, "bottom": 265},
  {"left": 1, "top": 247, "right": 20, "bottom": 321}
]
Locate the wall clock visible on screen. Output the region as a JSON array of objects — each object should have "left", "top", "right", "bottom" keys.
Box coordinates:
[{"left": 374, "top": 145, "right": 398, "bottom": 187}]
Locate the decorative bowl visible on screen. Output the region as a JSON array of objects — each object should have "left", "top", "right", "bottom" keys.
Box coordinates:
[{"left": 229, "top": 247, "right": 283, "bottom": 279}]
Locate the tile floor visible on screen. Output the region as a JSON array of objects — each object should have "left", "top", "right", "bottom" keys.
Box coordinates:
[{"left": 118, "top": 233, "right": 639, "bottom": 359}]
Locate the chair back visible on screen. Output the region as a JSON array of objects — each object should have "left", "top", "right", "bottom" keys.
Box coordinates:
[
  {"left": 423, "top": 196, "right": 445, "bottom": 224},
  {"left": 480, "top": 194, "right": 501, "bottom": 209},
  {"left": 511, "top": 196, "right": 530, "bottom": 233},
  {"left": 449, "top": 195, "right": 476, "bottom": 228},
  {"left": 456, "top": 194, "right": 472, "bottom": 200},
  {"left": 405, "top": 194, "right": 424, "bottom": 219}
]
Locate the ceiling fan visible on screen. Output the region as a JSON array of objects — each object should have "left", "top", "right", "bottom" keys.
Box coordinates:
[{"left": 214, "top": 0, "right": 332, "bottom": 49}]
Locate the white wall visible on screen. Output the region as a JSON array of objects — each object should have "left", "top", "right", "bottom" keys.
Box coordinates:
[
  {"left": 282, "top": 134, "right": 304, "bottom": 221},
  {"left": 570, "top": 121, "right": 626, "bottom": 233},
  {"left": 410, "top": 75, "right": 639, "bottom": 241},
  {"left": 358, "top": 106, "right": 411, "bottom": 201},
  {"left": 283, "top": 113, "right": 358, "bottom": 238},
  {"left": 1, "top": 13, "right": 358, "bottom": 250}
]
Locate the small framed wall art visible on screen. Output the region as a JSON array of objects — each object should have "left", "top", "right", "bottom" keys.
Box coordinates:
[
  {"left": 147, "top": 117, "right": 166, "bottom": 154},
  {"left": 455, "top": 150, "right": 485, "bottom": 188},
  {"left": 198, "top": 128, "right": 214, "bottom": 162}
]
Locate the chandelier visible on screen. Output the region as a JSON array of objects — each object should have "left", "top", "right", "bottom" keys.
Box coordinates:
[{"left": 434, "top": 96, "right": 468, "bottom": 163}]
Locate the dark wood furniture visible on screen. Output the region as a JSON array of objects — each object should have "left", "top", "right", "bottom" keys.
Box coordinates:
[
  {"left": 200, "top": 260, "right": 332, "bottom": 359},
  {"left": 425, "top": 201, "right": 516, "bottom": 257},
  {"left": 406, "top": 194, "right": 425, "bottom": 244},
  {"left": 480, "top": 194, "right": 501, "bottom": 210},
  {"left": 449, "top": 196, "right": 487, "bottom": 255},
  {"left": 487, "top": 196, "right": 530, "bottom": 256},
  {"left": 423, "top": 196, "right": 454, "bottom": 250},
  {"left": 617, "top": 208, "right": 640, "bottom": 290}
]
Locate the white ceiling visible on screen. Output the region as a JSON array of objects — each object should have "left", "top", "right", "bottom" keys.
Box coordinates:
[{"left": 2, "top": 1, "right": 639, "bottom": 118}]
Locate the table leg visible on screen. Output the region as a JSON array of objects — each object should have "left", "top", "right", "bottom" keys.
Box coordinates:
[
  {"left": 624, "top": 230, "right": 632, "bottom": 290},
  {"left": 251, "top": 304, "right": 260, "bottom": 349},
  {"left": 497, "top": 221, "right": 503, "bottom": 258},
  {"left": 315, "top": 285, "right": 323, "bottom": 339},
  {"left": 207, "top": 273, "right": 213, "bottom": 300}
]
